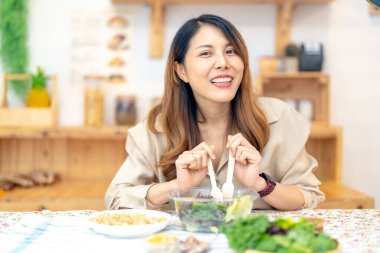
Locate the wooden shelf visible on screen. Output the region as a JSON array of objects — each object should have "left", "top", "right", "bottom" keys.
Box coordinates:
[
  {"left": 0, "top": 126, "right": 130, "bottom": 140},
  {"left": 258, "top": 72, "right": 329, "bottom": 79},
  {"left": 310, "top": 123, "right": 341, "bottom": 138},
  {"left": 111, "top": 0, "right": 332, "bottom": 57},
  {"left": 257, "top": 72, "right": 330, "bottom": 124}
]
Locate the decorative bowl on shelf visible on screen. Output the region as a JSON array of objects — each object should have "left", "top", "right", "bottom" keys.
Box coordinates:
[{"left": 169, "top": 187, "right": 258, "bottom": 233}]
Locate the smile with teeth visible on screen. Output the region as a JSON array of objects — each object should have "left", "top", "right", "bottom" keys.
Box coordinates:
[{"left": 211, "top": 77, "right": 233, "bottom": 83}]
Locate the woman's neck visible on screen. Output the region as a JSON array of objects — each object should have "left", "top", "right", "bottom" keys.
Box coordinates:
[
  {"left": 197, "top": 101, "right": 231, "bottom": 170},
  {"left": 196, "top": 100, "right": 231, "bottom": 125}
]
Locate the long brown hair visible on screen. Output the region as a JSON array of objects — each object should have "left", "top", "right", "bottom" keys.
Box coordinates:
[{"left": 148, "top": 14, "right": 269, "bottom": 180}]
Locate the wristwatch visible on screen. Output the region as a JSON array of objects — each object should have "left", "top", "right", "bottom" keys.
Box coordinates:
[{"left": 258, "top": 173, "right": 277, "bottom": 198}]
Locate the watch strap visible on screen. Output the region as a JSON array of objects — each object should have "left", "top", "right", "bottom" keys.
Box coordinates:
[{"left": 258, "top": 173, "right": 276, "bottom": 198}]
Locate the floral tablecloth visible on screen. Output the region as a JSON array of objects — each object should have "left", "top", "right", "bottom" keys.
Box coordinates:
[{"left": 0, "top": 209, "right": 379, "bottom": 253}]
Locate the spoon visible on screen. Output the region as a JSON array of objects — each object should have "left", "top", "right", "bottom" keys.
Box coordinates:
[
  {"left": 222, "top": 149, "right": 235, "bottom": 199},
  {"left": 208, "top": 159, "right": 223, "bottom": 200}
]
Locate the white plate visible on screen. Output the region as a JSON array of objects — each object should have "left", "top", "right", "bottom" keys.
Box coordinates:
[{"left": 87, "top": 209, "right": 171, "bottom": 237}]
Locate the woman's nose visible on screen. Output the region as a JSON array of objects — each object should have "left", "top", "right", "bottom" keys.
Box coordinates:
[{"left": 215, "top": 53, "right": 229, "bottom": 69}]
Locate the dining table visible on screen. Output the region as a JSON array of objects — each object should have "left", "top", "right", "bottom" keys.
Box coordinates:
[{"left": 0, "top": 209, "right": 379, "bottom": 253}]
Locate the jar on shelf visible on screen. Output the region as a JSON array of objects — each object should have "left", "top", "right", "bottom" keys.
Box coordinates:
[
  {"left": 84, "top": 75, "right": 105, "bottom": 127},
  {"left": 115, "top": 95, "right": 136, "bottom": 126}
]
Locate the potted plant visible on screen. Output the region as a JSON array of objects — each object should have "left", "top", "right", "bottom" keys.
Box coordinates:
[
  {"left": 26, "top": 67, "right": 50, "bottom": 107},
  {"left": 284, "top": 43, "right": 299, "bottom": 73},
  {"left": 0, "top": 0, "right": 29, "bottom": 101}
]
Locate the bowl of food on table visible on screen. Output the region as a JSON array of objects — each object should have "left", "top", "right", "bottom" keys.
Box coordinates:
[
  {"left": 87, "top": 209, "right": 171, "bottom": 237},
  {"left": 169, "top": 187, "right": 258, "bottom": 233}
]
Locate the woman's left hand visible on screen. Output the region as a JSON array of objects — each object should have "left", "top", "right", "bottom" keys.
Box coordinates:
[{"left": 227, "top": 133, "right": 261, "bottom": 189}]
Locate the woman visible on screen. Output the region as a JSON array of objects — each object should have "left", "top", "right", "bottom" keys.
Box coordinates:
[{"left": 105, "top": 14, "right": 324, "bottom": 211}]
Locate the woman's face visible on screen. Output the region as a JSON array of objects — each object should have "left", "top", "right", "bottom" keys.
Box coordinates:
[{"left": 176, "top": 24, "right": 244, "bottom": 105}]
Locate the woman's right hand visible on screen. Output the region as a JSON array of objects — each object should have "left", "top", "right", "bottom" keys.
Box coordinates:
[{"left": 175, "top": 142, "right": 215, "bottom": 191}]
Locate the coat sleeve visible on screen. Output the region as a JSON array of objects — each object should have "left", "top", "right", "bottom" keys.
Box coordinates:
[
  {"left": 280, "top": 148, "right": 325, "bottom": 208},
  {"left": 278, "top": 104, "right": 325, "bottom": 208},
  {"left": 104, "top": 122, "right": 165, "bottom": 210},
  {"left": 260, "top": 98, "right": 325, "bottom": 209}
]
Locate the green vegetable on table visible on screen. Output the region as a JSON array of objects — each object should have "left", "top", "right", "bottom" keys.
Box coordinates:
[
  {"left": 222, "top": 215, "right": 338, "bottom": 253},
  {"left": 226, "top": 195, "right": 254, "bottom": 222},
  {"left": 187, "top": 202, "right": 227, "bottom": 220}
]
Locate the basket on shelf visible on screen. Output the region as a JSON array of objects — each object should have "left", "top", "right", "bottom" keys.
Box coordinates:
[{"left": 0, "top": 73, "right": 58, "bottom": 127}]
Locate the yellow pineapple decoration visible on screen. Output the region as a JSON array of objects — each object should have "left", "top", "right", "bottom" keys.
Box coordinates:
[{"left": 26, "top": 66, "right": 51, "bottom": 107}]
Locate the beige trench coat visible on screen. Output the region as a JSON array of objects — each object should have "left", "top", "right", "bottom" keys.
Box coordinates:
[{"left": 105, "top": 97, "right": 325, "bottom": 210}]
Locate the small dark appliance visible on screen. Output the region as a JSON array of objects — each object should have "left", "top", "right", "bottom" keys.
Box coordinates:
[{"left": 299, "top": 42, "right": 323, "bottom": 71}]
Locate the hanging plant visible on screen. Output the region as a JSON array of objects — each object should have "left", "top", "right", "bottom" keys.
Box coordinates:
[{"left": 0, "top": 0, "right": 29, "bottom": 99}]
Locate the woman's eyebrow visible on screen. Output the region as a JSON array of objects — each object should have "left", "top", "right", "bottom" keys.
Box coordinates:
[
  {"left": 195, "top": 43, "right": 233, "bottom": 50},
  {"left": 195, "top": 44, "right": 212, "bottom": 49}
]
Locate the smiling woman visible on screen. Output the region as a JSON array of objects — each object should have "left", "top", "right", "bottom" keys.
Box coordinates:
[
  {"left": 105, "top": 14, "right": 325, "bottom": 212},
  {"left": 175, "top": 24, "right": 244, "bottom": 105}
]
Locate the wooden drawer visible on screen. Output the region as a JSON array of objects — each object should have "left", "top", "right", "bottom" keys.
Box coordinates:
[{"left": 318, "top": 182, "right": 374, "bottom": 209}]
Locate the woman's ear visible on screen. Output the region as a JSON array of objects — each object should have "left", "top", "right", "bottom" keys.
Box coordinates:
[{"left": 175, "top": 61, "right": 189, "bottom": 83}]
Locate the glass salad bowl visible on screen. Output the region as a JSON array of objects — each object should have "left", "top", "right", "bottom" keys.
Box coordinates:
[{"left": 169, "top": 187, "right": 258, "bottom": 233}]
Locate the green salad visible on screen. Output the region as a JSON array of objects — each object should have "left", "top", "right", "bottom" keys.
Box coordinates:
[
  {"left": 177, "top": 201, "right": 227, "bottom": 233},
  {"left": 175, "top": 194, "right": 254, "bottom": 233},
  {"left": 222, "top": 215, "right": 338, "bottom": 253}
]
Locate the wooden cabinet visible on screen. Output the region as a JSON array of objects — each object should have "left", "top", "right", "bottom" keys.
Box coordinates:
[
  {"left": 0, "top": 127, "right": 128, "bottom": 211},
  {"left": 257, "top": 73, "right": 374, "bottom": 209},
  {"left": 257, "top": 73, "right": 330, "bottom": 124},
  {"left": 0, "top": 119, "right": 374, "bottom": 210}
]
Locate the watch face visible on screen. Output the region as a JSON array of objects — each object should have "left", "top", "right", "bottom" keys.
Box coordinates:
[{"left": 260, "top": 173, "right": 277, "bottom": 186}]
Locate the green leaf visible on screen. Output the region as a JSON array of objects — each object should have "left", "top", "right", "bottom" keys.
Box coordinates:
[
  {"left": 310, "top": 232, "right": 338, "bottom": 252},
  {"left": 223, "top": 215, "right": 271, "bottom": 252},
  {"left": 31, "top": 66, "right": 47, "bottom": 89},
  {"left": 255, "top": 234, "right": 280, "bottom": 252},
  {"left": 223, "top": 216, "right": 338, "bottom": 253},
  {"left": 274, "top": 217, "right": 294, "bottom": 230},
  {"left": 0, "top": 0, "right": 29, "bottom": 98}
]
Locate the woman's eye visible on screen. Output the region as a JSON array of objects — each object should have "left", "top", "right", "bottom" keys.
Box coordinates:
[
  {"left": 226, "top": 49, "right": 236, "bottom": 54},
  {"left": 200, "top": 51, "right": 211, "bottom": 56}
]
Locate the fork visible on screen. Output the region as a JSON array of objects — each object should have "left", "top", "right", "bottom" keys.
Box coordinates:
[
  {"left": 222, "top": 149, "right": 235, "bottom": 199},
  {"left": 208, "top": 159, "right": 223, "bottom": 199}
]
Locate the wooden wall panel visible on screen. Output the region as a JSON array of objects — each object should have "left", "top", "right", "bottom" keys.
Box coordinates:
[
  {"left": 51, "top": 139, "right": 68, "bottom": 178},
  {"left": 17, "top": 139, "right": 35, "bottom": 174},
  {"left": 0, "top": 139, "right": 12, "bottom": 174},
  {"left": 1, "top": 139, "right": 20, "bottom": 174},
  {"left": 66, "top": 140, "right": 126, "bottom": 181},
  {"left": 34, "top": 139, "right": 53, "bottom": 172},
  {"left": 84, "top": 140, "right": 106, "bottom": 180},
  {"left": 67, "top": 140, "right": 87, "bottom": 180}
]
